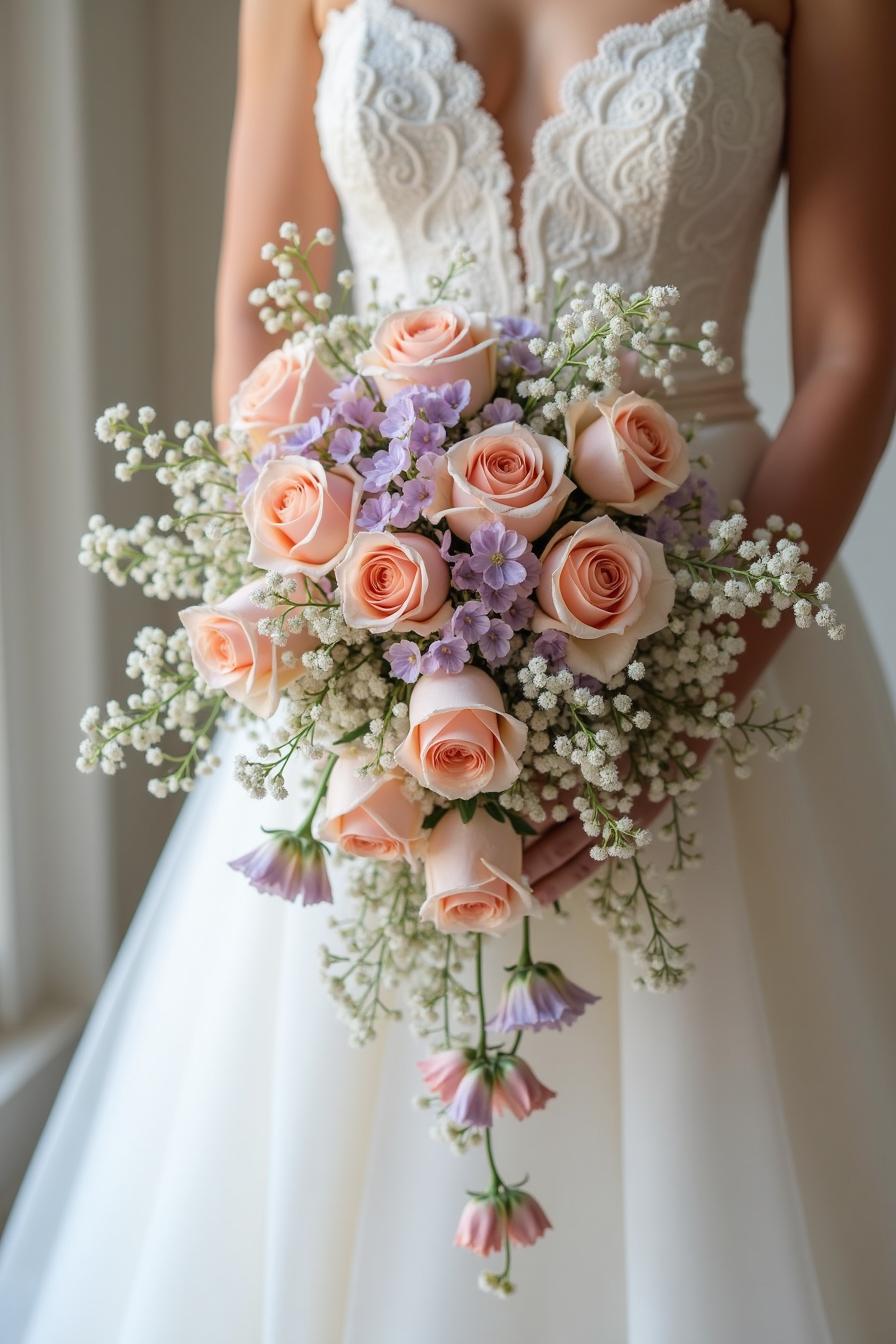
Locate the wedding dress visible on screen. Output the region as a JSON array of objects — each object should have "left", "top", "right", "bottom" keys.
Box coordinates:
[{"left": 2, "top": 1, "right": 895, "bottom": 1340}]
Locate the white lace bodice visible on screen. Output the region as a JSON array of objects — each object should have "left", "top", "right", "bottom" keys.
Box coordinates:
[{"left": 315, "top": 0, "right": 785, "bottom": 417}]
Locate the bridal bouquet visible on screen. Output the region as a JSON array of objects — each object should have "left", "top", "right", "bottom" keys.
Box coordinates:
[{"left": 78, "top": 225, "right": 842, "bottom": 1293}]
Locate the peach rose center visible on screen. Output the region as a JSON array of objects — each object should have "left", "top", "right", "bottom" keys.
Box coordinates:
[
  {"left": 466, "top": 438, "right": 544, "bottom": 504},
  {"left": 359, "top": 549, "right": 420, "bottom": 617},
  {"left": 382, "top": 310, "right": 471, "bottom": 364},
  {"left": 270, "top": 475, "right": 320, "bottom": 531},
  {"left": 616, "top": 408, "right": 675, "bottom": 487},
  {"left": 342, "top": 834, "right": 402, "bottom": 860},
  {"left": 420, "top": 710, "right": 497, "bottom": 785},
  {"left": 560, "top": 541, "right": 644, "bottom": 629},
  {"left": 196, "top": 619, "right": 251, "bottom": 676},
  {"left": 438, "top": 882, "right": 510, "bottom": 928}
]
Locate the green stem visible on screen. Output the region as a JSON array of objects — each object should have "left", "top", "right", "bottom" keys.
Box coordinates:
[
  {"left": 519, "top": 916, "right": 533, "bottom": 969},
  {"left": 475, "top": 933, "right": 487, "bottom": 1056},
  {"left": 296, "top": 752, "right": 337, "bottom": 837}
]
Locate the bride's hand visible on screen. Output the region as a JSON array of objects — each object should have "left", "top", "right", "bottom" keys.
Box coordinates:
[{"left": 523, "top": 796, "right": 667, "bottom": 906}]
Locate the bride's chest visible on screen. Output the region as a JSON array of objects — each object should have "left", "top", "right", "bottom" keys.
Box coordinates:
[{"left": 314, "top": 0, "right": 786, "bottom": 315}]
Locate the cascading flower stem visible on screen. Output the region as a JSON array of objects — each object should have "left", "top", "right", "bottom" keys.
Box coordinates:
[{"left": 470, "top": 933, "right": 516, "bottom": 1293}]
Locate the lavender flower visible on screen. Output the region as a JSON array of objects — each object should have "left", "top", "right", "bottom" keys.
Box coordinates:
[
  {"left": 357, "top": 441, "right": 411, "bottom": 492},
  {"left": 379, "top": 394, "right": 417, "bottom": 442},
  {"left": 391, "top": 475, "right": 436, "bottom": 527},
  {"left": 356, "top": 493, "right": 399, "bottom": 531},
  {"left": 450, "top": 553, "right": 479, "bottom": 591},
  {"left": 407, "top": 384, "right": 467, "bottom": 430},
  {"left": 385, "top": 639, "right": 423, "bottom": 683},
  {"left": 409, "top": 418, "right": 447, "bottom": 455},
  {"left": 447, "top": 1062, "right": 494, "bottom": 1128},
  {"left": 499, "top": 316, "right": 541, "bottom": 341},
  {"left": 504, "top": 595, "right": 535, "bottom": 631},
  {"left": 481, "top": 397, "right": 524, "bottom": 428},
  {"left": 451, "top": 601, "right": 490, "bottom": 642},
  {"left": 533, "top": 629, "right": 568, "bottom": 663},
  {"left": 498, "top": 317, "right": 544, "bottom": 376},
  {"left": 421, "top": 634, "right": 470, "bottom": 675},
  {"left": 479, "top": 618, "right": 513, "bottom": 664},
  {"left": 328, "top": 426, "right": 361, "bottom": 464},
  {"left": 334, "top": 394, "right": 382, "bottom": 431},
  {"left": 488, "top": 962, "right": 600, "bottom": 1034},
  {"left": 282, "top": 410, "right": 331, "bottom": 454},
  {"left": 468, "top": 522, "right": 529, "bottom": 591},
  {"left": 228, "top": 832, "right": 332, "bottom": 906}
]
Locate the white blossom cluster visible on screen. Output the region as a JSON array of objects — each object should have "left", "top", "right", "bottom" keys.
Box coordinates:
[
  {"left": 81, "top": 408, "right": 250, "bottom": 603},
  {"left": 519, "top": 281, "right": 731, "bottom": 427},
  {"left": 319, "top": 856, "right": 475, "bottom": 1048},
  {"left": 77, "top": 626, "right": 224, "bottom": 795}
]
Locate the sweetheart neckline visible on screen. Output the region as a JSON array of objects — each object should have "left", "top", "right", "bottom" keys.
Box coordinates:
[{"left": 320, "top": 0, "right": 785, "bottom": 298}]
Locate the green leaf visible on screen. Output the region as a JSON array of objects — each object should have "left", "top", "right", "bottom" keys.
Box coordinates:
[
  {"left": 457, "top": 797, "right": 478, "bottom": 823},
  {"left": 483, "top": 800, "right": 506, "bottom": 823},
  {"left": 333, "top": 722, "right": 370, "bottom": 745},
  {"left": 423, "top": 806, "right": 448, "bottom": 831},
  {"left": 507, "top": 813, "right": 536, "bottom": 836}
]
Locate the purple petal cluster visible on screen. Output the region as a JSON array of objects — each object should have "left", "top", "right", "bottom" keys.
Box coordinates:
[
  {"left": 357, "top": 440, "right": 410, "bottom": 491},
  {"left": 498, "top": 316, "right": 543, "bottom": 375},
  {"left": 385, "top": 639, "right": 423, "bottom": 683},
  {"left": 228, "top": 832, "right": 332, "bottom": 907},
  {"left": 533, "top": 629, "right": 568, "bottom": 664},
  {"left": 453, "top": 521, "right": 541, "bottom": 619},
  {"left": 421, "top": 634, "right": 470, "bottom": 675},
  {"left": 481, "top": 397, "right": 524, "bottom": 428},
  {"left": 487, "top": 963, "right": 600, "bottom": 1034}
]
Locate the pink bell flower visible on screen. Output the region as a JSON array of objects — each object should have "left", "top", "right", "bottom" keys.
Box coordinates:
[
  {"left": 416, "top": 1049, "right": 471, "bottom": 1105},
  {"left": 454, "top": 1194, "right": 505, "bottom": 1257},
  {"left": 506, "top": 1190, "right": 552, "bottom": 1247},
  {"left": 492, "top": 1055, "right": 556, "bottom": 1120}
]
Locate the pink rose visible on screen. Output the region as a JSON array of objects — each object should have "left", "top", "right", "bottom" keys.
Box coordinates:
[
  {"left": 533, "top": 516, "right": 675, "bottom": 680},
  {"left": 420, "top": 809, "right": 534, "bottom": 935},
  {"left": 335, "top": 531, "right": 451, "bottom": 636},
  {"left": 318, "top": 753, "right": 426, "bottom": 862},
  {"left": 179, "top": 581, "right": 315, "bottom": 719},
  {"left": 242, "top": 457, "right": 361, "bottom": 578},
  {"left": 395, "top": 666, "right": 527, "bottom": 800},
  {"left": 360, "top": 303, "right": 497, "bottom": 413},
  {"left": 427, "top": 422, "right": 575, "bottom": 541},
  {"left": 565, "top": 392, "right": 689, "bottom": 513},
  {"left": 230, "top": 340, "right": 335, "bottom": 454}
]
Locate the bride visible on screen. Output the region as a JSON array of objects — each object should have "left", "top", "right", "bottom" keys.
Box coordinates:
[{"left": 2, "top": 0, "right": 895, "bottom": 1339}]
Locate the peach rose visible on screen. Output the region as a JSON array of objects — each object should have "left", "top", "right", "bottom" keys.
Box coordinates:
[
  {"left": 427, "top": 422, "right": 575, "bottom": 542},
  {"left": 242, "top": 457, "right": 361, "bottom": 578},
  {"left": 230, "top": 340, "right": 335, "bottom": 454},
  {"left": 319, "top": 753, "right": 426, "bottom": 863},
  {"left": 335, "top": 531, "right": 451, "bottom": 636},
  {"left": 179, "top": 581, "right": 315, "bottom": 719},
  {"left": 533, "top": 516, "right": 675, "bottom": 680},
  {"left": 565, "top": 392, "right": 689, "bottom": 514},
  {"left": 395, "top": 666, "right": 527, "bottom": 800},
  {"left": 360, "top": 303, "right": 497, "bottom": 413},
  {"left": 420, "top": 810, "right": 534, "bottom": 935}
]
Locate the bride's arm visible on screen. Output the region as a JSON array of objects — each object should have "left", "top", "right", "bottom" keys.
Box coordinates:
[
  {"left": 524, "top": 0, "right": 896, "bottom": 902},
  {"left": 213, "top": 0, "right": 338, "bottom": 422}
]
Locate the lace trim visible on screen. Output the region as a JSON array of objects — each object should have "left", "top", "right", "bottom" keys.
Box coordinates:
[
  {"left": 317, "top": 0, "right": 785, "bottom": 337},
  {"left": 320, "top": 0, "right": 523, "bottom": 312}
]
